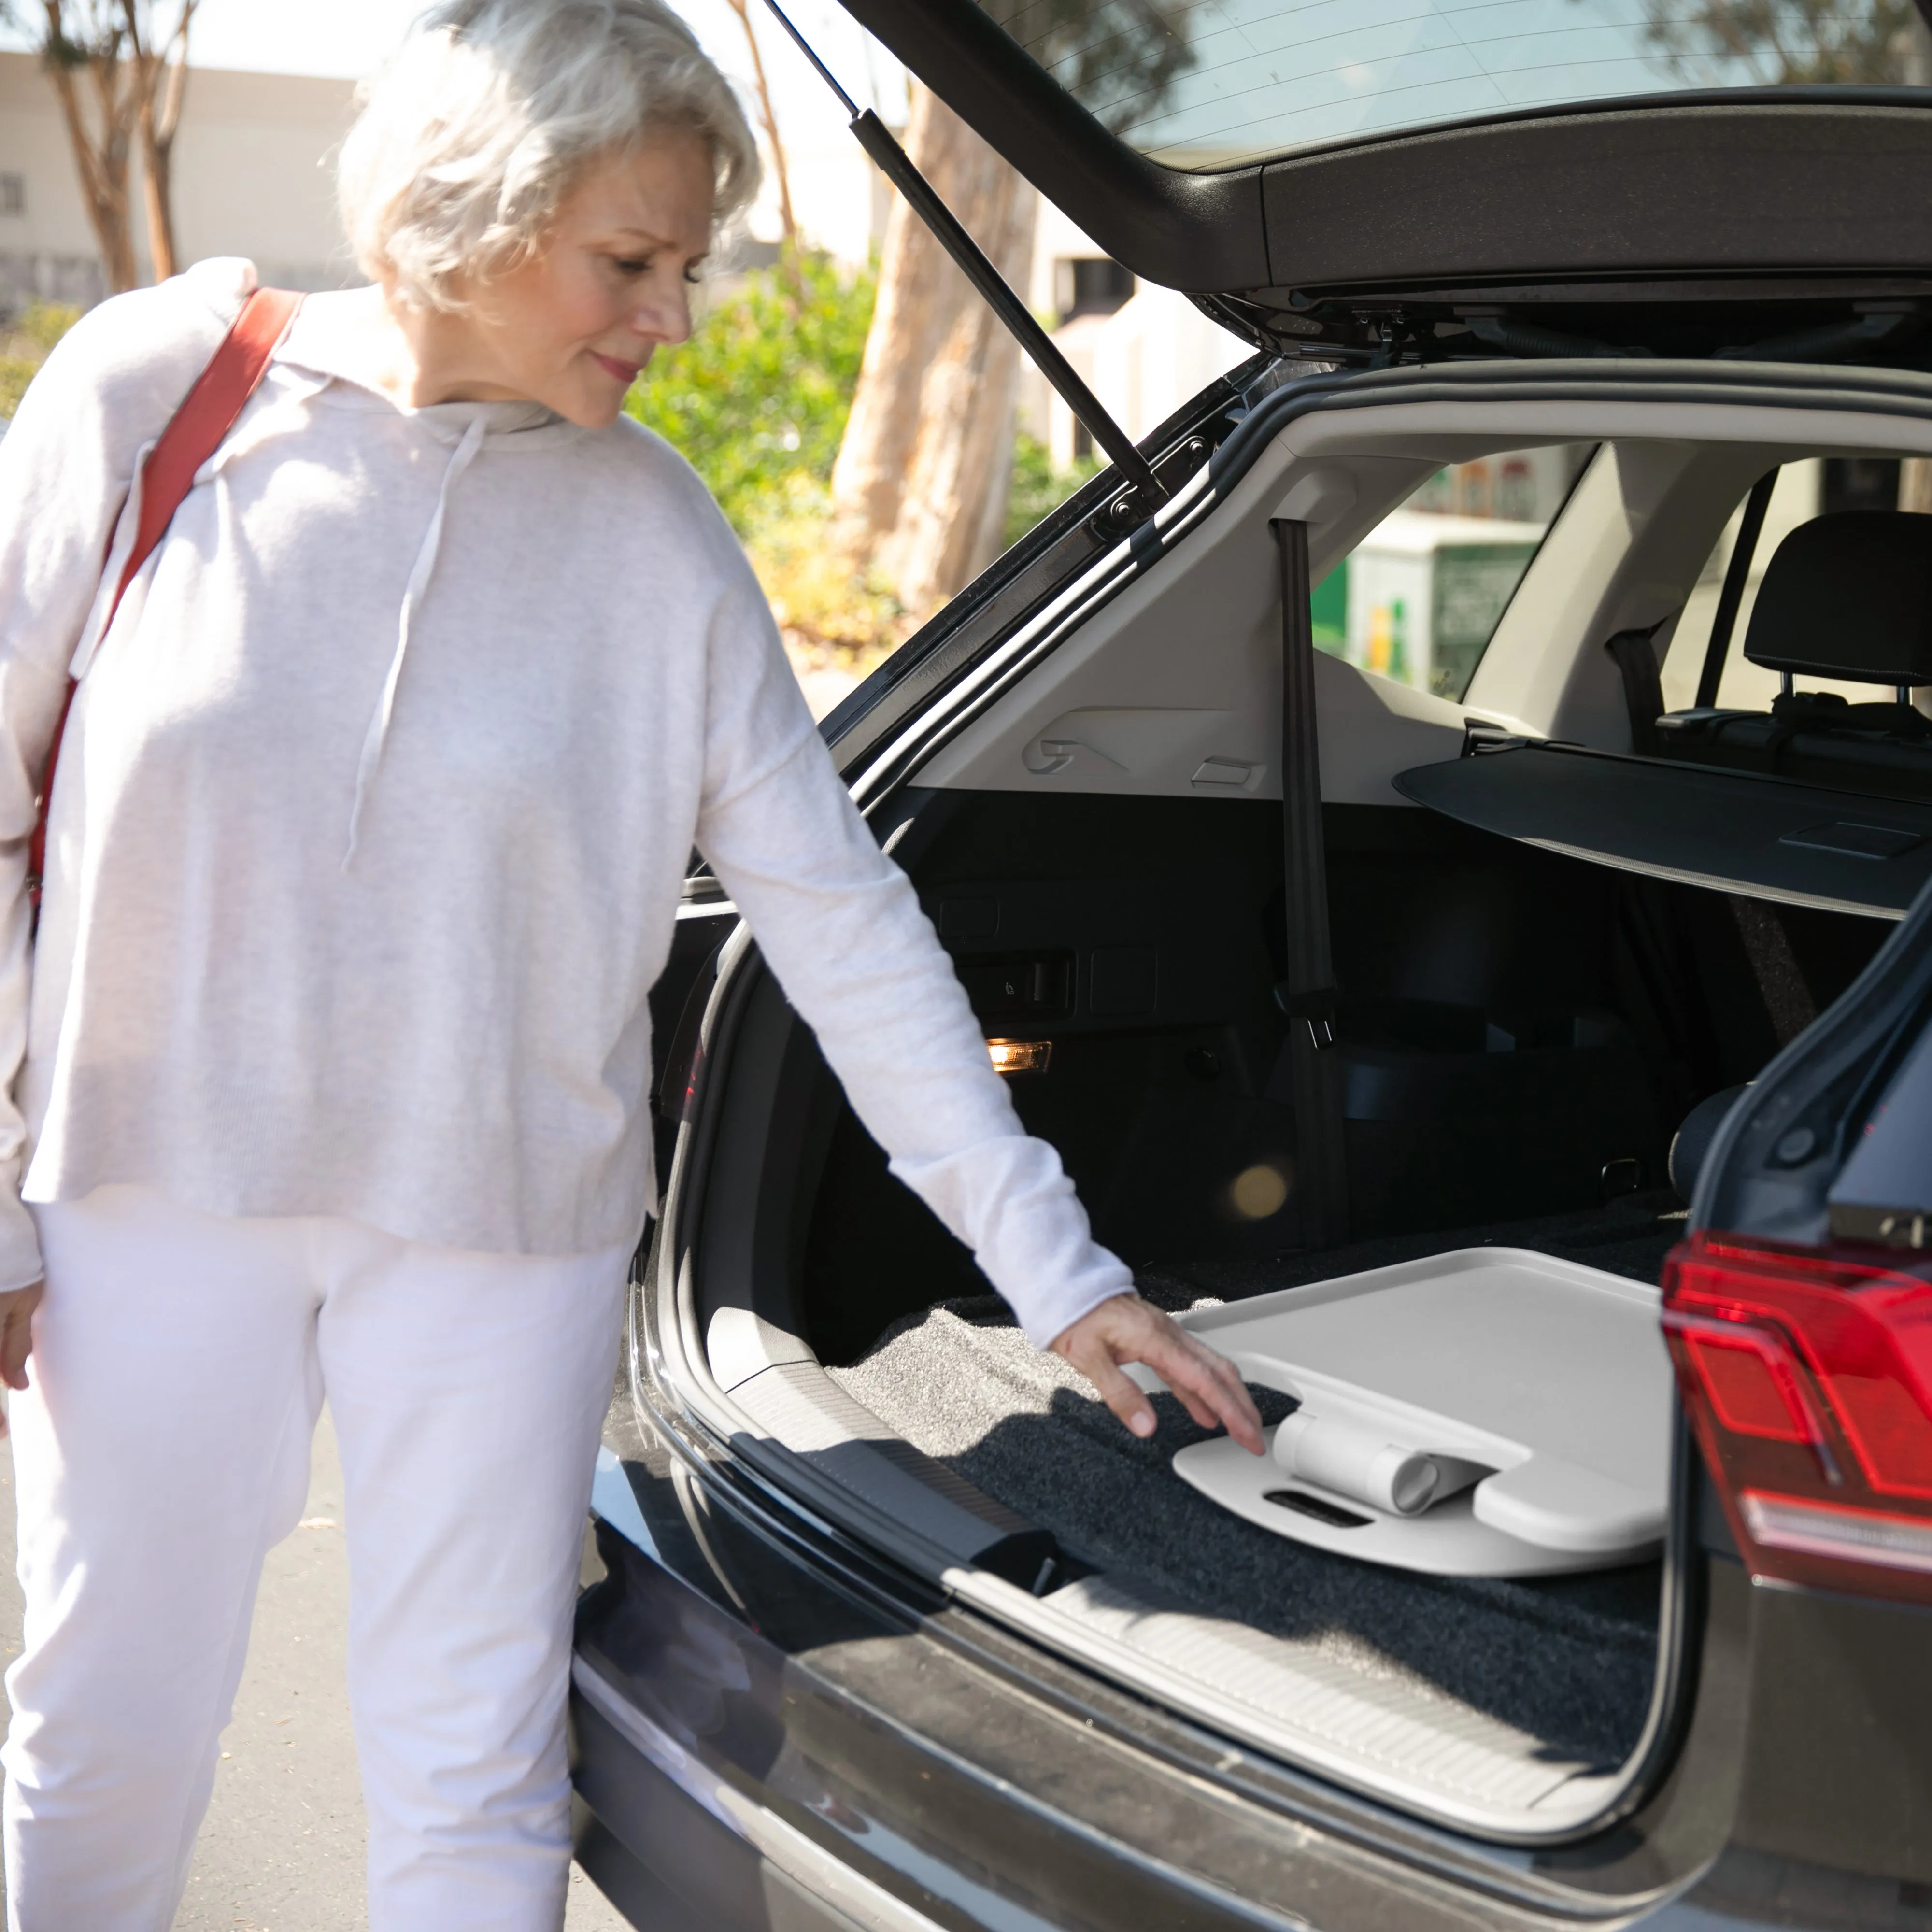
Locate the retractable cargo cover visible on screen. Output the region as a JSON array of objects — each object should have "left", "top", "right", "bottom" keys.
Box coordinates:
[{"left": 1394, "top": 741, "right": 1932, "bottom": 919}]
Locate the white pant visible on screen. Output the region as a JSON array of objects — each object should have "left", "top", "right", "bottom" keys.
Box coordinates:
[{"left": 1, "top": 1185, "right": 631, "bottom": 1932}]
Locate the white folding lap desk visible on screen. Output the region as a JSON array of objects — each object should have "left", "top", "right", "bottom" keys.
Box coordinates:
[{"left": 1136, "top": 1249, "right": 1674, "bottom": 1576}]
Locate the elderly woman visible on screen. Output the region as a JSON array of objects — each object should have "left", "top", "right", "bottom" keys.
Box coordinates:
[{"left": 0, "top": 0, "right": 1260, "bottom": 1924}]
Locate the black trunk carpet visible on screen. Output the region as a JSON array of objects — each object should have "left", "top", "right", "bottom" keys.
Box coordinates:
[{"left": 830, "top": 1193, "right": 1683, "bottom": 1769}]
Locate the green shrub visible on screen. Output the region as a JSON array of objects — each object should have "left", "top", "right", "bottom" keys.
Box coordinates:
[
  {"left": 0, "top": 357, "right": 40, "bottom": 420},
  {"left": 623, "top": 256, "right": 1098, "bottom": 660},
  {"left": 743, "top": 474, "right": 903, "bottom": 655},
  {"left": 0, "top": 301, "right": 81, "bottom": 419},
  {"left": 625, "top": 251, "right": 875, "bottom": 537},
  {"left": 11, "top": 300, "right": 80, "bottom": 357}
]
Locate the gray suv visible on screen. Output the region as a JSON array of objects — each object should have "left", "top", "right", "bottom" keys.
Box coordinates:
[{"left": 571, "top": 4, "right": 1932, "bottom": 1925}]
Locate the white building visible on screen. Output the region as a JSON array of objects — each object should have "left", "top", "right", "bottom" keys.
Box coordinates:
[
  {"left": 1017, "top": 198, "right": 1252, "bottom": 468},
  {"left": 0, "top": 51, "right": 357, "bottom": 311}
]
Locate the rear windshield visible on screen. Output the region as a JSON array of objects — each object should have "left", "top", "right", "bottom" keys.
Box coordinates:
[{"left": 976, "top": 0, "right": 1928, "bottom": 170}]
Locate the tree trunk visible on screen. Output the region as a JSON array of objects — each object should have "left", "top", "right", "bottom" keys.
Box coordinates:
[
  {"left": 723, "top": 0, "right": 795, "bottom": 254},
  {"left": 33, "top": 2, "right": 194, "bottom": 296},
  {"left": 830, "top": 85, "right": 1037, "bottom": 619},
  {"left": 44, "top": 50, "right": 139, "bottom": 292},
  {"left": 139, "top": 27, "right": 190, "bottom": 283},
  {"left": 139, "top": 99, "right": 173, "bottom": 280}
]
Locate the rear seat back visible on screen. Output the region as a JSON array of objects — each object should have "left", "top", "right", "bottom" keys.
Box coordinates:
[
  {"left": 1747, "top": 512, "right": 1932, "bottom": 686},
  {"left": 1655, "top": 510, "right": 1932, "bottom": 800}
]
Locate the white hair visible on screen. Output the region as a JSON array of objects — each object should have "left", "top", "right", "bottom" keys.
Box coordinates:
[{"left": 339, "top": 0, "right": 761, "bottom": 309}]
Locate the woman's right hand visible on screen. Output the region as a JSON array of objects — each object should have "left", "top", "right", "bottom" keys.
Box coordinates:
[
  {"left": 1052, "top": 1292, "right": 1265, "bottom": 1454},
  {"left": 0, "top": 1280, "right": 41, "bottom": 1435}
]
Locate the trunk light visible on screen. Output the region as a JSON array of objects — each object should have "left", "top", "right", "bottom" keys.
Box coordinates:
[
  {"left": 1663, "top": 1232, "right": 1932, "bottom": 1604},
  {"left": 988, "top": 1039, "right": 1051, "bottom": 1076}
]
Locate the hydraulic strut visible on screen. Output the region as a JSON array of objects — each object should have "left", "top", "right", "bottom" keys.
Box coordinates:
[{"left": 757, "top": 0, "right": 1169, "bottom": 515}]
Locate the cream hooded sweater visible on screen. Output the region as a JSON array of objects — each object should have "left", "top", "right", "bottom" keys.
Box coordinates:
[{"left": 0, "top": 261, "right": 1132, "bottom": 1347}]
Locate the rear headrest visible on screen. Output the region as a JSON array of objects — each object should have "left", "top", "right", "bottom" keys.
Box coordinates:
[{"left": 1745, "top": 511, "right": 1932, "bottom": 686}]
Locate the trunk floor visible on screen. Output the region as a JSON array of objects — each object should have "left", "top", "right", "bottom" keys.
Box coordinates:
[{"left": 831, "top": 1193, "right": 1684, "bottom": 1771}]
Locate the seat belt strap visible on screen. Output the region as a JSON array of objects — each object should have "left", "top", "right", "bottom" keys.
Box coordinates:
[
  {"left": 1695, "top": 468, "right": 1780, "bottom": 711},
  {"left": 1604, "top": 619, "right": 1669, "bottom": 757},
  {"left": 31, "top": 285, "right": 303, "bottom": 894},
  {"left": 1273, "top": 517, "right": 1347, "bottom": 1250}
]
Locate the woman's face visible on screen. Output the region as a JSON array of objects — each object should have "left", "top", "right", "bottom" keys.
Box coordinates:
[{"left": 453, "top": 133, "right": 714, "bottom": 428}]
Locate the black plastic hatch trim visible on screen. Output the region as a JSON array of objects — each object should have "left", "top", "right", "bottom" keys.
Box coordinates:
[{"left": 1260, "top": 96, "right": 1932, "bottom": 296}]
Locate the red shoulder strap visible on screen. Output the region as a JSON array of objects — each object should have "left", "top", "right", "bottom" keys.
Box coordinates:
[
  {"left": 31, "top": 285, "right": 303, "bottom": 895},
  {"left": 108, "top": 284, "right": 304, "bottom": 627}
]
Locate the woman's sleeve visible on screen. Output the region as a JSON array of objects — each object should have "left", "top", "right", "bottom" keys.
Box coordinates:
[
  {"left": 692, "top": 576, "right": 1133, "bottom": 1350},
  {"left": 0, "top": 276, "right": 233, "bottom": 1290}
]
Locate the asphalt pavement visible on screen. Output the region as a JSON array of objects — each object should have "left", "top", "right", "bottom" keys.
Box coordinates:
[{"left": 0, "top": 1410, "right": 632, "bottom": 1931}]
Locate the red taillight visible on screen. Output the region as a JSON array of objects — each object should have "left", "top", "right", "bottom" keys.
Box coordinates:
[
  {"left": 1679, "top": 1325, "right": 1818, "bottom": 1444},
  {"left": 1663, "top": 1231, "right": 1932, "bottom": 1605}
]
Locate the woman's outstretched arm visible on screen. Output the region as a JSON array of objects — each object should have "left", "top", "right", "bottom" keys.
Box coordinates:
[{"left": 693, "top": 581, "right": 1262, "bottom": 1450}]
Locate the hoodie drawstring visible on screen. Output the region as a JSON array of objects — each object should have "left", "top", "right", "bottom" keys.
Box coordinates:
[{"left": 343, "top": 413, "right": 486, "bottom": 866}]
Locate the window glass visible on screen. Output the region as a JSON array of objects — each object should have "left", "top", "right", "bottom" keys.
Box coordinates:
[
  {"left": 1311, "top": 445, "right": 1591, "bottom": 703},
  {"left": 974, "top": 1, "right": 1926, "bottom": 172},
  {"left": 1661, "top": 459, "right": 1932, "bottom": 712}
]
